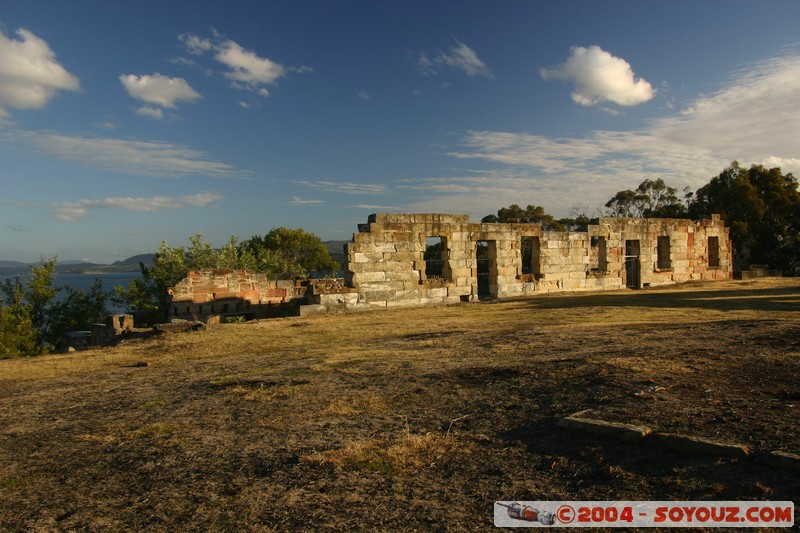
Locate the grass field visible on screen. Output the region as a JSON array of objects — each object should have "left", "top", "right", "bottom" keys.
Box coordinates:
[{"left": 1, "top": 278, "right": 798, "bottom": 530}]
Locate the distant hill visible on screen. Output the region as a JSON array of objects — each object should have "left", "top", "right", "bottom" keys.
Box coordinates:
[
  {"left": 111, "top": 254, "right": 156, "bottom": 269},
  {"left": 324, "top": 240, "right": 349, "bottom": 265},
  {"left": 0, "top": 260, "right": 29, "bottom": 269},
  {"left": 0, "top": 254, "right": 155, "bottom": 275}
]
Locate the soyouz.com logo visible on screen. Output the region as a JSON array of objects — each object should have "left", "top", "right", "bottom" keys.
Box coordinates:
[{"left": 493, "top": 501, "right": 794, "bottom": 528}]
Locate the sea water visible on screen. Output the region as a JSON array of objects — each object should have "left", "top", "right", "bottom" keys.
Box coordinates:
[{"left": 0, "top": 272, "right": 141, "bottom": 313}]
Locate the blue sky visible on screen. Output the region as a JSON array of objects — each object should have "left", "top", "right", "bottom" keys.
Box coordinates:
[{"left": 2, "top": 1, "right": 799, "bottom": 263}]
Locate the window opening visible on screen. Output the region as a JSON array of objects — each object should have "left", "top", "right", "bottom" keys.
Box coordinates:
[
  {"left": 424, "top": 236, "right": 446, "bottom": 279},
  {"left": 657, "top": 236, "right": 671, "bottom": 269},
  {"left": 708, "top": 236, "right": 720, "bottom": 267},
  {"left": 520, "top": 236, "right": 541, "bottom": 276},
  {"left": 591, "top": 236, "right": 607, "bottom": 271}
]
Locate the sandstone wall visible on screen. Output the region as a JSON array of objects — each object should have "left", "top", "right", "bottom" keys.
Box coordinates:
[
  {"left": 167, "top": 213, "right": 732, "bottom": 320},
  {"left": 345, "top": 213, "right": 732, "bottom": 307},
  {"left": 168, "top": 270, "right": 356, "bottom": 322}
]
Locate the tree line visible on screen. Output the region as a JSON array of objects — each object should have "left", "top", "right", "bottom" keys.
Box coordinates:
[
  {"left": 1, "top": 228, "right": 339, "bottom": 357},
  {"left": 3, "top": 162, "right": 797, "bottom": 357},
  {"left": 1, "top": 258, "right": 107, "bottom": 357},
  {"left": 484, "top": 162, "right": 800, "bottom": 276}
]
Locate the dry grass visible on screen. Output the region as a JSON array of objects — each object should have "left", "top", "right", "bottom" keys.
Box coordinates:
[
  {"left": 301, "top": 432, "right": 473, "bottom": 475},
  {"left": 1, "top": 278, "right": 799, "bottom": 530}
]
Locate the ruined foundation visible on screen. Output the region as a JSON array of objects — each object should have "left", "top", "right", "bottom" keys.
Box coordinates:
[
  {"left": 169, "top": 213, "right": 732, "bottom": 322},
  {"left": 346, "top": 213, "right": 731, "bottom": 307}
]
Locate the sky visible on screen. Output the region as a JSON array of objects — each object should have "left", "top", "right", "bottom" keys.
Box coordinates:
[{"left": 1, "top": 1, "right": 800, "bottom": 263}]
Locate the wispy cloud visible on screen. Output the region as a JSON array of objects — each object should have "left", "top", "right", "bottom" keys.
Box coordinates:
[
  {"left": 0, "top": 27, "right": 80, "bottom": 116},
  {"left": 298, "top": 179, "right": 387, "bottom": 195},
  {"left": 540, "top": 45, "right": 655, "bottom": 107},
  {"left": 357, "top": 90, "right": 370, "bottom": 101},
  {"left": 53, "top": 193, "right": 223, "bottom": 221},
  {"left": 135, "top": 105, "right": 164, "bottom": 120},
  {"left": 179, "top": 33, "right": 213, "bottom": 55},
  {"left": 345, "top": 204, "right": 401, "bottom": 210},
  {"left": 179, "top": 32, "right": 311, "bottom": 97},
  {"left": 290, "top": 196, "right": 324, "bottom": 205},
  {"left": 415, "top": 48, "right": 800, "bottom": 217},
  {"left": 9, "top": 130, "right": 252, "bottom": 179},
  {"left": 417, "top": 39, "right": 493, "bottom": 79},
  {"left": 94, "top": 119, "right": 118, "bottom": 130}
]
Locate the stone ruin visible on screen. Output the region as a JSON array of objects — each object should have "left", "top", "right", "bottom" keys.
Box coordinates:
[
  {"left": 168, "top": 270, "right": 357, "bottom": 322},
  {"left": 168, "top": 213, "right": 732, "bottom": 322},
  {"left": 63, "top": 313, "right": 134, "bottom": 351}
]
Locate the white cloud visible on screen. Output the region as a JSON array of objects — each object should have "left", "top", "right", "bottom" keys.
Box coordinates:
[
  {"left": 179, "top": 33, "right": 213, "bottom": 55},
  {"left": 54, "top": 193, "right": 223, "bottom": 221},
  {"left": 0, "top": 27, "right": 80, "bottom": 115},
  {"left": 540, "top": 45, "right": 655, "bottom": 107},
  {"left": 417, "top": 39, "right": 493, "bottom": 79},
  {"left": 11, "top": 130, "right": 252, "bottom": 179},
  {"left": 290, "top": 196, "right": 324, "bottom": 205},
  {"left": 178, "top": 32, "right": 310, "bottom": 96},
  {"left": 298, "top": 180, "right": 387, "bottom": 195},
  {"left": 135, "top": 105, "right": 164, "bottom": 120},
  {"left": 428, "top": 48, "right": 800, "bottom": 218},
  {"left": 345, "top": 204, "right": 401, "bottom": 210},
  {"left": 215, "top": 39, "right": 285, "bottom": 88},
  {"left": 417, "top": 53, "right": 437, "bottom": 76},
  {"left": 119, "top": 73, "right": 201, "bottom": 110},
  {"left": 357, "top": 90, "right": 370, "bottom": 101},
  {"left": 289, "top": 65, "right": 313, "bottom": 75}
]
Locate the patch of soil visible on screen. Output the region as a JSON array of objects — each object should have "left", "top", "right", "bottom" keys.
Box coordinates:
[{"left": 1, "top": 279, "right": 798, "bottom": 530}]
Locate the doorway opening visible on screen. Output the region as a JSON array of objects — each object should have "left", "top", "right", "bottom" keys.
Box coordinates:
[
  {"left": 476, "top": 240, "right": 497, "bottom": 299},
  {"left": 625, "top": 239, "right": 641, "bottom": 289}
]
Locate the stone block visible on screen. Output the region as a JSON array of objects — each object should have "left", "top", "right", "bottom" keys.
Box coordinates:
[
  {"left": 358, "top": 280, "right": 406, "bottom": 291},
  {"left": 319, "top": 293, "right": 359, "bottom": 308},
  {"left": 387, "top": 298, "right": 423, "bottom": 308},
  {"left": 355, "top": 271, "right": 386, "bottom": 283},
  {"left": 447, "top": 286, "right": 472, "bottom": 297},
  {"left": 388, "top": 251, "right": 419, "bottom": 262},
  {"left": 653, "top": 433, "right": 750, "bottom": 458},
  {"left": 427, "top": 287, "right": 448, "bottom": 298},
  {"left": 761, "top": 451, "right": 800, "bottom": 473},
  {"left": 394, "top": 288, "right": 422, "bottom": 300},
  {"left": 299, "top": 304, "right": 327, "bottom": 316},
  {"left": 450, "top": 268, "right": 471, "bottom": 278},
  {"left": 373, "top": 242, "right": 398, "bottom": 253},
  {"left": 557, "top": 411, "right": 652, "bottom": 441}
]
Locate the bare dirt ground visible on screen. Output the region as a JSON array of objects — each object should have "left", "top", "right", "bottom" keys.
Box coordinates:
[{"left": 1, "top": 278, "right": 798, "bottom": 531}]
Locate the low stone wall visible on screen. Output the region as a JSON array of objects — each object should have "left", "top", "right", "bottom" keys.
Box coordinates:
[{"left": 168, "top": 270, "right": 356, "bottom": 322}]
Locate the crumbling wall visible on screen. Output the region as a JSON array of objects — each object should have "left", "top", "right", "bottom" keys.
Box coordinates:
[
  {"left": 345, "top": 213, "right": 732, "bottom": 306},
  {"left": 346, "top": 214, "right": 477, "bottom": 308},
  {"left": 168, "top": 270, "right": 357, "bottom": 322},
  {"left": 167, "top": 214, "right": 732, "bottom": 320}
]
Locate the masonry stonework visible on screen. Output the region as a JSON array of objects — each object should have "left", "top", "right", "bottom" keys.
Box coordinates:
[
  {"left": 168, "top": 213, "right": 732, "bottom": 322},
  {"left": 345, "top": 213, "right": 731, "bottom": 306}
]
